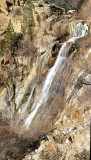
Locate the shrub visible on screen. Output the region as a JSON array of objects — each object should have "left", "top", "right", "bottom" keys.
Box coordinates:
[
  {"left": 4, "top": 20, "right": 17, "bottom": 54},
  {"left": 12, "top": 8, "right": 21, "bottom": 17}
]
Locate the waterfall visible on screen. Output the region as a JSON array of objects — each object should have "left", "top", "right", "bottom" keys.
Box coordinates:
[
  {"left": 74, "top": 22, "right": 88, "bottom": 37},
  {"left": 17, "top": 85, "right": 36, "bottom": 123},
  {"left": 24, "top": 22, "right": 88, "bottom": 129}
]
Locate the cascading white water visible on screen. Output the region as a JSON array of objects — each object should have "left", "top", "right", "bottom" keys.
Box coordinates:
[
  {"left": 24, "top": 22, "right": 88, "bottom": 129},
  {"left": 75, "top": 22, "right": 88, "bottom": 37},
  {"left": 17, "top": 85, "right": 36, "bottom": 123}
]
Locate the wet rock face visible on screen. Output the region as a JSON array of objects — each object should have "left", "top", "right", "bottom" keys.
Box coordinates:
[{"left": 43, "top": 0, "right": 85, "bottom": 10}]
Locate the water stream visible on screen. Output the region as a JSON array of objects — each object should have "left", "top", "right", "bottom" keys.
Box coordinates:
[
  {"left": 24, "top": 22, "right": 88, "bottom": 129},
  {"left": 17, "top": 85, "right": 36, "bottom": 123}
]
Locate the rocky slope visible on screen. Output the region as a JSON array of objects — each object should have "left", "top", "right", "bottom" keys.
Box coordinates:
[
  {"left": 43, "top": 0, "right": 85, "bottom": 10},
  {"left": 0, "top": 0, "right": 90, "bottom": 160}
]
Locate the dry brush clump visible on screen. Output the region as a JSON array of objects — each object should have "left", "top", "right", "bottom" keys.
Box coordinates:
[{"left": 74, "top": 149, "right": 90, "bottom": 160}]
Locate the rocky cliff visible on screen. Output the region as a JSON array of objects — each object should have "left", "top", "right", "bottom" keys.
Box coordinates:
[
  {"left": 0, "top": 0, "right": 90, "bottom": 160},
  {"left": 43, "top": 0, "right": 85, "bottom": 10}
]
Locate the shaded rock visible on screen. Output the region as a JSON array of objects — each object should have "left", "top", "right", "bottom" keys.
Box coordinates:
[
  {"left": 49, "top": 4, "right": 65, "bottom": 15},
  {"left": 44, "top": 0, "right": 85, "bottom": 11}
]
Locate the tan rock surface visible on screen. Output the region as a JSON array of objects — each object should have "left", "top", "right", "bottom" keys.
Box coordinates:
[{"left": 0, "top": 0, "right": 90, "bottom": 159}]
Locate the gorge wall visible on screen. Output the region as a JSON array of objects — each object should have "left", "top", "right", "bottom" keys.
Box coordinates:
[{"left": 0, "top": 0, "right": 90, "bottom": 160}]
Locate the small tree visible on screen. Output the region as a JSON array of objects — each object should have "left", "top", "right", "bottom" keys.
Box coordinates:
[
  {"left": 21, "top": 0, "right": 35, "bottom": 39},
  {"left": 4, "top": 20, "right": 16, "bottom": 54}
]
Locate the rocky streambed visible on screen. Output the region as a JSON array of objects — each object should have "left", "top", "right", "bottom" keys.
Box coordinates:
[{"left": 0, "top": 119, "right": 49, "bottom": 160}]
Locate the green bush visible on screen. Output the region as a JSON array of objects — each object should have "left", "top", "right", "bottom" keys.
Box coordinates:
[
  {"left": 4, "top": 20, "right": 17, "bottom": 54},
  {"left": 12, "top": 8, "right": 21, "bottom": 17}
]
